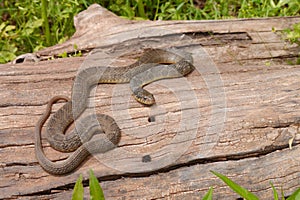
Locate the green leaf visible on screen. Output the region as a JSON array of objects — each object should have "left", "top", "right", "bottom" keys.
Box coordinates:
[
  {"left": 58, "top": 51, "right": 68, "bottom": 58},
  {"left": 286, "top": 187, "right": 300, "bottom": 200},
  {"left": 211, "top": 171, "right": 259, "bottom": 200},
  {"left": 31, "top": 19, "right": 44, "bottom": 29},
  {"left": 176, "top": 2, "right": 185, "bottom": 12},
  {"left": 270, "top": 0, "right": 276, "bottom": 8},
  {"left": 0, "top": 23, "right": 6, "bottom": 32},
  {"left": 0, "top": 51, "right": 16, "bottom": 63},
  {"left": 89, "top": 169, "right": 105, "bottom": 200},
  {"left": 270, "top": 181, "right": 279, "bottom": 200},
  {"left": 202, "top": 187, "right": 213, "bottom": 200},
  {"left": 282, "top": 187, "right": 285, "bottom": 200},
  {"left": 4, "top": 25, "right": 16, "bottom": 32},
  {"left": 72, "top": 174, "right": 84, "bottom": 200},
  {"left": 136, "top": 0, "right": 146, "bottom": 18},
  {"left": 73, "top": 44, "right": 78, "bottom": 50}
]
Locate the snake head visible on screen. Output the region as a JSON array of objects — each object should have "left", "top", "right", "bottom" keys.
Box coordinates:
[{"left": 133, "top": 88, "right": 155, "bottom": 106}]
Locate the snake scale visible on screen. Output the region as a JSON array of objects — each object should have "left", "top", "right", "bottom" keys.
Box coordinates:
[{"left": 35, "top": 48, "right": 195, "bottom": 175}]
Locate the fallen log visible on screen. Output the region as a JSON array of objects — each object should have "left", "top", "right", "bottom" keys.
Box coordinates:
[{"left": 0, "top": 4, "right": 299, "bottom": 200}]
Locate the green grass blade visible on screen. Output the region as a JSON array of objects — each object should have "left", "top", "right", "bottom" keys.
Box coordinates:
[
  {"left": 281, "top": 186, "right": 285, "bottom": 200},
  {"left": 89, "top": 170, "right": 105, "bottom": 200},
  {"left": 286, "top": 187, "right": 300, "bottom": 200},
  {"left": 137, "top": 0, "right": 146, "bottom": 19},
  {"left": 211, "top": 171, "right": 259, "bottom": 200},
  {"left": 270, "top": 181, "right": 279, "bottom": 200},
  {"left": 41, "top": 0, "right": 51, "bottom": 46},
  {"left": 72, "top": 174, "right": 84, "bottom": 200},
  {"left": 202, "top": 187, "right": 213, "bottom": 200}
]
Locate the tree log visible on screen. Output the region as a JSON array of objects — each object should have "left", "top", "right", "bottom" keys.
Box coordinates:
[{"left": 0, "top": 4, "right": 299, "bottom": 200}]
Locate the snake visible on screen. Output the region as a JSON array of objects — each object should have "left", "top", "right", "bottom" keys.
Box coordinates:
[
  {"left": 35, "top": 96, "right": 121, "bottom": 175},
  {"left": 35, "top": 48, "right": 195, "bottom": 175}
]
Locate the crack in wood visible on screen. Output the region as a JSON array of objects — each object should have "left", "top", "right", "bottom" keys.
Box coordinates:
[
  {"left": 0, "top": 143, "right": 34, "bottom": 149},
  {"left": 0, "top": 69, "right": 76, "bottom": 77},
  {"left": 0, "top": 103, "right": 45, "bottom": 108},
  {"left": 219, "top": 54, "right": 300, "bottom": 65},
  {"left": 4, "top": 76, "right": 75, "bottom": 85},
  {"left": 249, "top": 121, "right": 296, "bottom": 129},
  {"left": 4, "top": 161, "right": 37, "bottom": 167},
  {"left": 186, "top": 31, "right": 252, "bottom": 40},
  {"left": 13, "top": 188, "right": 62, "bottom": 198},
  {"left": 0, "top": 101, "right": 68, "bottom": 108}
]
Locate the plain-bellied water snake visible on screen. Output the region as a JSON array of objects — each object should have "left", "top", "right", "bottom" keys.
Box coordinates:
[{"left": 35, "top": 48, "right": 195, "bottom": 175}]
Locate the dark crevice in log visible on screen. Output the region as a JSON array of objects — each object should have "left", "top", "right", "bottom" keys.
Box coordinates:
[
  {"left": 13, "top": 189, "right": 63, "bottom": 199},
  {"left": 0, "top": 103, "right": 44, "bottom": 108},
  {"left": 0, "top": 142, "right": 34, "bottom": 149},
  {"left": 0, "top": 101, "right": 67, "bottom": 108},
  {"left": 5, "top": 162, "right": 37, "bottom": 167},
  {"left": 47, "top": 31, "right": 253, "bottom": 58},
  {"left": 38, "top": 49, "right": 92, "bottom": 61},
  {"left": 0, "top": 69, "right": 77, "bottom": 77},
  {"left": 249, "top": 119, "right": 300, "bottom": 129},
  {"left": 5, "top": 77, "right": 75, "bottom": 85},
  {"left": 186, "top": 31, "right": 252, "bottom": 41},
  {"left": 220, "top": 55, "right": 300, "bottom": 65}
]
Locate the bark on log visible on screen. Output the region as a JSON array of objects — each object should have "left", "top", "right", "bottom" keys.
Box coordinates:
[{"left": 0, "top": 4, "right": 299, "bottom": 200}]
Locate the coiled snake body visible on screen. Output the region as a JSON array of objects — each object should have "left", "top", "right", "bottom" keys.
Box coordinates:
[{"left": 35, "top": 48, "right": 194, "bottom": 175}]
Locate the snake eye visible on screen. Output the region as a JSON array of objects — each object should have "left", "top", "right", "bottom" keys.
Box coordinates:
[
  {"left": 133, "top": 88, "right": 155, "bottom": 105},
  {"left": 141, "top": 94, "right": 155, "bottom": 105}
]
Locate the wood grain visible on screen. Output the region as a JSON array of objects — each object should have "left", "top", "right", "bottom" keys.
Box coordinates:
[{"left": 0, "top": 4, "right": 299, "bottom": 199}]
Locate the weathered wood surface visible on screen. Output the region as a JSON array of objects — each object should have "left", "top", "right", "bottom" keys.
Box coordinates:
[{"left": 1, "top": 4, "right": 300, "bottom": 199}]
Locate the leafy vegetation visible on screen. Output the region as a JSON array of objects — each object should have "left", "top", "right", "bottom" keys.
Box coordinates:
[
  {"left": 282, "top": 22, "right": 300, "bottom": 65},
  {"left": 211, "top": 170, "right": 259, "bottom": 200},
  {"left": 0, "top": 0, "right": 87, "bottom": 63},
  {"left": 72, "top": 170, "right": 105, "bottom": 200},
  {"left": 284, "top": 22, "right": 300, "bottom": 46},
  {"left": 212, "top": 170, "right": 300, "bottom": 200},
  {"left": 0, "top": 0, "right": 299, "bottom": 63},
  {"left": 72, "top": 174, "right": 84, "bottom": 200},
  {"left": 202, "top": 187, "right": 213, "bottom": 200}
]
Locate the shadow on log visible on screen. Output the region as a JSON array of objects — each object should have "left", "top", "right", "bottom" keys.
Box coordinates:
[{"left": 0, "top": 4, "right": 299, "bottom": 200}]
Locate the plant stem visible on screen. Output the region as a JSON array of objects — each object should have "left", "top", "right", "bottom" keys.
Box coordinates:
[
  {"left": 41, "top": 0, "right": 51, "bottom": 46},
  {"left": 154, "top": 0, "right": 160, "bottom": 20},
  {"left": 137, "top": 0, "right": 146, "bottom": 19}
]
